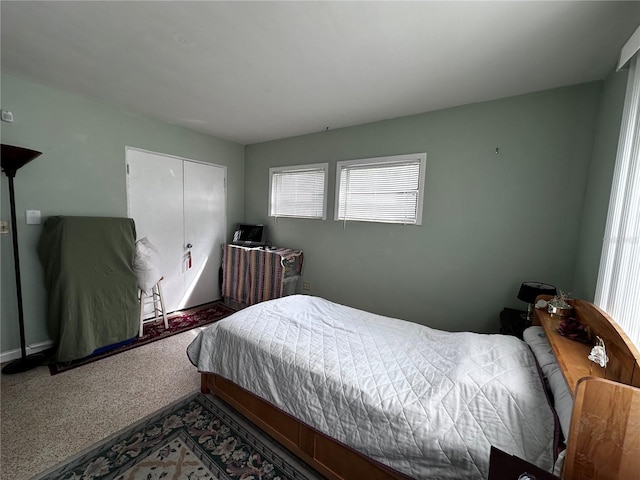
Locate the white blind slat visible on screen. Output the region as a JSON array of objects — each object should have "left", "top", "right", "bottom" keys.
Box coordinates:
[
  {"left": 270, "top": 165, "right": 327, "bottom": 219},
  {"left": 336, "top": 155, "right": 425, "bottom": 225},
  {"left": 595, "top": 54, "right": 640, "bottom": 350}
]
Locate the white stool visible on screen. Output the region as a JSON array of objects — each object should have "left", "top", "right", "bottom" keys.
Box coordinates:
[{"left": 138, "top": 277, "right": 168, "bottom": 337}]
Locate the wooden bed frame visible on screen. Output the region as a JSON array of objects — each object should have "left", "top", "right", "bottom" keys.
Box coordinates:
[
  {"left": 200, "top": 298, "right": 640, "bottom": 480},
  {"left": 532, "top": 297, "right": 640, "bottom": 480},
  {"left": 201, "top": 373, "right": 410, "bottom": 480}
]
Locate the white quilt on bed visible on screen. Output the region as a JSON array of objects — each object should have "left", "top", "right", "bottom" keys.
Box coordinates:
[{"left": 187, "top": 295, "right": 555, "bottom": 479}]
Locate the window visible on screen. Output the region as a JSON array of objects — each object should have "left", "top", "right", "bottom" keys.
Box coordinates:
[
  {"left": 594, "top": 54, "right": 640, "bottom": 349},
  {"left": 269, "top": 163, "right": 328, "bottom": 220},
  {"left": 335, "top": 153, "right": 427, "bottom": 225}
]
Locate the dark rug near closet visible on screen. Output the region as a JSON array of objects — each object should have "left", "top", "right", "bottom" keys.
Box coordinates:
[{"left": 47, "top": 301, "right": 236, "bottom": 375}]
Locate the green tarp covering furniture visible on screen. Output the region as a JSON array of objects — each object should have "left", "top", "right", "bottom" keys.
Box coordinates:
[{"left": 38, "top": 216, "right": 139, "bottom": 362}]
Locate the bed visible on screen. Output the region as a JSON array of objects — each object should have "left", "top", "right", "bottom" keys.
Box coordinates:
[{"left": 188, "top": 294, "right": 640, "bottom": 480}]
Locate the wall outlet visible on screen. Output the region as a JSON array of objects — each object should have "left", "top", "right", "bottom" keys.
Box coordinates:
[
  {"left": 302, "top": 282, "right": 311, "bottom": 291},
  {"left": 0, "top": 220, "right": 9, "bottom": 234}
]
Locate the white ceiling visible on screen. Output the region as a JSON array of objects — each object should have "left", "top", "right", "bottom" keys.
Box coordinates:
[{"left": 1, "top": 1, "right": 639, "bottom": 145}]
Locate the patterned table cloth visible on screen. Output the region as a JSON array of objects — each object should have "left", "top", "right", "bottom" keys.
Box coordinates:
[{"left": 221, "top": 244, "right": 303, "bottom": 306}]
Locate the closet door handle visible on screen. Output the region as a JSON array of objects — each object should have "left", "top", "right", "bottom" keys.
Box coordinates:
[{"left": 186, "top": 243, "right": 193, "bottom": 249}]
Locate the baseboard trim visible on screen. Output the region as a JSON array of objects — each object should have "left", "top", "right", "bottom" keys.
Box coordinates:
[{"left": 0, "top": 340, "right": 54, "bottom": 364}]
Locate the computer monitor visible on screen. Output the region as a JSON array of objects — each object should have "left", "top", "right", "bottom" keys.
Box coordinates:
[{"left": 231, "top": 224, "right": 267, "bottom": 247}]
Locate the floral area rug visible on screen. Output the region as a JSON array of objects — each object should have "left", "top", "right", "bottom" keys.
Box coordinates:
[
  {"left": 32, "top": 393, "right": 323, "bottom": 480},
  {"left": 48, "top": 301, "right": 236, "bottom": 375}
]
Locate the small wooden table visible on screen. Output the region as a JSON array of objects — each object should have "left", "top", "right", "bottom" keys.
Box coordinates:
[{"left": 499, "top": 307, "right": 528, "bottom": 339}]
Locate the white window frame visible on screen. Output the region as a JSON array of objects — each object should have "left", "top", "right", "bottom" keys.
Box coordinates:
[
  {"left": 269, "top": 163, "right": 328, "bottom": 220},
  {"left": 334, "top": 153, "right": 427, "bottom": 225},
  {"left": 594, "top": 53, "right": 640, "bottom": 350}
]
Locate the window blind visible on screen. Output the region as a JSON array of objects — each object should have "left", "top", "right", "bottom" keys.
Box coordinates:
[
  {"left": 336, "top": 155, "right": 425, "bottom": 225},
  {"left": 270, "top": 165, "right": 327, "bottom": 219},
  {"left": 594, "top": 54, "right": 640, "bottom": 350}
]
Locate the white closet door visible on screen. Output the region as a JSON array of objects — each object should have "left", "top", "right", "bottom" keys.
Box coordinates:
[
  {"left": 127, "top": 148, "right": 226, "bottom": 313},
  {"left": 183, "top": 160, "right": 226, "bottom": 308},
  {"left": 127, "top": 149, "right": 185, "bottom": 312}
]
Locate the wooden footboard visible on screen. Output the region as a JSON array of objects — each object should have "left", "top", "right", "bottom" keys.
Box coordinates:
[{"left": 201, "top": 373, "right": 410, "bottom": 480}]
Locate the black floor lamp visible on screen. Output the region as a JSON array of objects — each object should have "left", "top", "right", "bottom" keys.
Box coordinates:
[{"left": 1, "top": 144, "right": 44, "bottom": 374}]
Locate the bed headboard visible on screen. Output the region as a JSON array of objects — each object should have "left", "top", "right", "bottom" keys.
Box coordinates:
[
  {"left": 533, "top": 297, "right": 640, "bottom": 479},
  {"left": 533, "top": 297, "right": 640, "bottom": 392}
]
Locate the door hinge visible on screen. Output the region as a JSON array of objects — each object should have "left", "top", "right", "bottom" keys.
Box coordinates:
[{"left": 126, "top": 164, "right": 130, "bottom": 174}]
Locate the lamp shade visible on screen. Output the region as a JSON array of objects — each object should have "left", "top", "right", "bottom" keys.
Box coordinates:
[
  {"left": 1, "top": 144, "right": 42, "bottom": 177},
  {"left": 517, "top": 282, "right": 557, "bottom": 304}
]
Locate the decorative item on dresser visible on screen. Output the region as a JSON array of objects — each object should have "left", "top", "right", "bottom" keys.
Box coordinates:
[
  {"left": 547, "top": 289, "right": 573, "bottom": 318},
  {"left": 221, "top": 243, "right": 303, "bottom": 309}
]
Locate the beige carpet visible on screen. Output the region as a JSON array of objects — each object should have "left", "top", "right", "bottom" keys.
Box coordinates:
[{"left": 0, "top": 328, "right": 204, "bottom": 480}]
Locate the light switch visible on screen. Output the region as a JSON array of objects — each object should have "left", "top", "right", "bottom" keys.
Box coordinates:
[
  {"left": 1, "top": 110, "right": 14, "bottom": 123},
  {"left": 26, "top": 210, "right": 41, "bottom": 225}
]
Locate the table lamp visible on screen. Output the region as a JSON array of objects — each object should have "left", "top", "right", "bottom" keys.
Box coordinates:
[{"left": 517, "top": 282, "right": 557, "bottom": 323}]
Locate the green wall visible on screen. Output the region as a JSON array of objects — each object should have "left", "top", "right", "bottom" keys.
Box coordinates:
[
  {"left": 245, "top": 83, "right": 603, "bottom": 333},
  {"left": 0, "top": 74, "right": 245, "bottom": 355},
  {"left": 1, "top": 72, "right": 623, "bottom": 355},
  {"left": 572, "top": 69, "right": 628, "bottom": 300}
]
